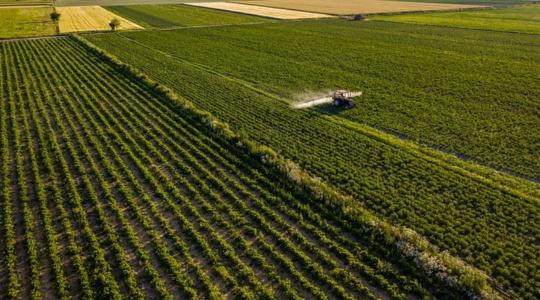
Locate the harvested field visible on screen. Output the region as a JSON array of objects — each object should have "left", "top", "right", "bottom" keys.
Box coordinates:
[
  {"left": 57, "top": 5, "right": 142, "bottom": 32},
  {"left": 186, "top": 2, "right": 332, "bottom": 19},
  {"left": 237, "top": 0, "right": 483, "bottom": 15}
]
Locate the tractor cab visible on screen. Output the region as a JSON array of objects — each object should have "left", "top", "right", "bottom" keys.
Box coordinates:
[{"left": 332, "top": 90, "right": 355, "bottom": 109}]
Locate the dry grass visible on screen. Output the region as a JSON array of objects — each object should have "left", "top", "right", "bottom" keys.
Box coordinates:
[
  {"left": 0, "top": 0, "right": 50, "bottom": 7},
  {"left": 57, "top": 5, "right": 142, "bottom": 33},
  {"left": 0, "top": 6, "right": 55, "bottom": 38},
  {"left": 186, "top": 2, "right": 332, "bottom": 19},
  {"left": 237, "top": 0, "right": 484, "bottom": 15}
]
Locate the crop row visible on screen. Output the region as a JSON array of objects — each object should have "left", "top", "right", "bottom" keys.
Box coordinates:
[
  {"left": 0, "top": 37, "right": 457, "bottom": 299},
  {"left": 85, "top": 25, "right": 539, "bottom": 298}
]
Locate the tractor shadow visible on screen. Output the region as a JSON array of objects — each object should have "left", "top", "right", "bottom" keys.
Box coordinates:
[{"left": 310, "top": 103, "right": 352, "bottom": 116}]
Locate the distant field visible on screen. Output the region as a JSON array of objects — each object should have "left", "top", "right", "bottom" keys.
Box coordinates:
[
  {"left": 186, "top": 2, "right": 332, "bottom": 19},
  {"left": 374, "top": 4, "right": 540, "bottom": 34},
  {"left": 107, "top": 4, "right": 268, "bottom": 28},
  {"left": 397, "top": 0, "right": 528, "bottom": 5},
  {"left": 57, "top": 5, "right": 142, "bottom": 32},
  {"left": 237, "top": 0, "right": 482, "bottom": 15},
  {"left": 55, "top": 0, "right": 218, "bottom": 6},
  {"left": 0, "top": 0, "right": 49, "bottom": 6},
  {"left": 88, "top": 20, "right": 540, "bottom": 298},
  {"left": 0, "top": 7, "right": 55, "bottom": 38}
]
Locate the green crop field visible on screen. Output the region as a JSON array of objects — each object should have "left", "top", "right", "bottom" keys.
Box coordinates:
[
  {"left": 1, "top": 1, "right": 538, "bottom": 299},
  {"left": 87, "top": 20, "right": 540, "bottom": 298},
  {"left": 91, "top": 20, "right": 539, "bottom": 180},
  {"left": 0, "top": 7, "right": 55, "bottom": 39},
  {"left": 396, "top": 0, "right": 529, "bottom": 5},
  {"left": 1, "top": 36, "right": 480, "bottom": 299},
  {"left": 374, "top": 4, "right": 540, "bottom": 34},
  {"left": 106, "top": 4, "right": 269, "bottom": 28}
]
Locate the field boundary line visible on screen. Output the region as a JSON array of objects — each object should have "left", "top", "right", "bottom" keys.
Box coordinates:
[
  {"left": 71, "top": 33, "right": 509, "bottom": 299},
  {"left": 112, "top": 31, "right": 539, "bottom": 201}
]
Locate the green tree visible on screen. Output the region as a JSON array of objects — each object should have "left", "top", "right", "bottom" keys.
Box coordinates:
[
  {"left": 109, "top": 18, "right": 120, "bottom": 31},
  {"left": 50, "top": 11, "right": 61, "bottom": 22}
]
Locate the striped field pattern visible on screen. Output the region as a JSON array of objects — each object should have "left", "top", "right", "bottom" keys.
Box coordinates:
[{"left": 0, "top": 36, "right": 446, "bottom": 299}]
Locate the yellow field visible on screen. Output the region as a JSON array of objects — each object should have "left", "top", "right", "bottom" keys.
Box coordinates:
[
  {"left": 187, "top": 2, "right": 331, "bottom": 19},
  {"left": 57, "top": 6, "right": 142, "bottom": 33},
  {"left": 237, "top": 0, "right": 483, "bottom": 15}
]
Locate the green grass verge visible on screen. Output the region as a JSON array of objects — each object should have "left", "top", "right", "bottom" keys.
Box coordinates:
[
  {"left": 374, "top": 4, "right": 540, "bottom": 34},
  {"left": 86, "top": 19, "right": 539, "bottom": 298},
  {"left": 105, "top": 4, "right": 270, "bottom": 28},
  {"left": 0, "top": 7, "right": 55, "bottom": 38}
]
